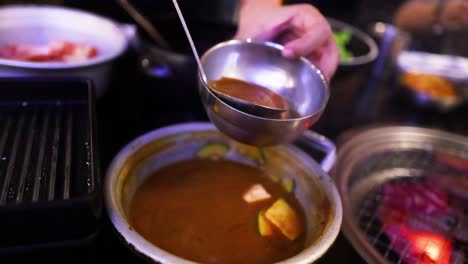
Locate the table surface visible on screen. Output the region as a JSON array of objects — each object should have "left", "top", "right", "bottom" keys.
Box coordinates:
[{"left": 3, "top": 3, "right": 468, "bottom": 263}]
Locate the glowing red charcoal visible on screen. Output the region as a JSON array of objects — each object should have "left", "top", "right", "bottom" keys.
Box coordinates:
[
  {"left": 380, "top": 183, "right": 449, "bottom": 217},
  {"left": 412, "top": 231, "right": 452, "bottom": 264},
  {"left": 378, "top": 182, "right": 455, "bottom": 264},
  {"left": 384, "top": 224, "right": 453, "bottom": 264}
]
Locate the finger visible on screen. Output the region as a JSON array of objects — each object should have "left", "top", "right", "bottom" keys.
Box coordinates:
[
  {"left": 275, "top": 31, "right": 298, "bottom": 46},
  {"left": 315, "top": 40, "right": 339, "bottom": 82},
  {"left": 309, "top": 50, "right": 323, "bottom": 62},
  {"left": 254, "top": 17, "right": 293, "bottom": 41},
  {"left": 282, "top": 25, "right": 330, "bottom": 59},
  {"left": 462, "top": 12, "right": 468, "bottom": 25},
  {"left": 234, "top": 16, "right": 292, "bottom": 41},
  {"left": 462, "top": 2, "right": 468, "bottom": 24},
  {"left": 463, "top": 1, "right": 468, "bottom": 9}
]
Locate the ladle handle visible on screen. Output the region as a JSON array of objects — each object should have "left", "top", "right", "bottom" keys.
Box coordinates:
[{"left": 171, "top": 0, "right": 208, "bottom": 83}]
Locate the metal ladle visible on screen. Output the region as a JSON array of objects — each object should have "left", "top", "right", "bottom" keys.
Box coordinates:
[{"left": 171, "top": 0, "right": 288, "bottom": 117}]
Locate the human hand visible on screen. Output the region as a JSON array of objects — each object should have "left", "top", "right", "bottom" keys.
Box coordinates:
[
  {"left": 394, "top": 0, "right": 468, "bottom": 32},
  {"left": 234, "top": 3, "right": 339, "bottom": 81},
  {"left": 394, "top": 1, "right": 439, "bottom": 32},
  {"left": 441, "top": 0, "right": 468, "bottom": 30}
]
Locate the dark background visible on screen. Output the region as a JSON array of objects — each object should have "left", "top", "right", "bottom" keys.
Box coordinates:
[{"left": 1, "top": 0, "right": 467, "bottom": 263}]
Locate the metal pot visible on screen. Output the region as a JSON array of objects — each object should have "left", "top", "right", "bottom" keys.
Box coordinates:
[
  {"left": 0, "top": 5, "right": 129, "bottom": 97},
  {"left": 105, "top": 122, "right": 342, "bottom": 264}
]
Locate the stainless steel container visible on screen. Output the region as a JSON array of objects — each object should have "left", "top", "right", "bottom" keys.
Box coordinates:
[{"left": 0, "top": 5, "right": 129, "bottom": 97}]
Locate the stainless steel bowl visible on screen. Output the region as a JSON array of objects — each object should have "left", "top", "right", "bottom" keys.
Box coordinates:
[
  {"left": 0, "top": 5, "right": 129, "bottom": 97},
  {"left": 198, "top": 39, "right": 329, "bottom": 147},
  {"left": 396, "top": 51, "right": 467, "bottom": 111},
  {"left": 105, "top": 122, "right": 342, "bottom": 264}
]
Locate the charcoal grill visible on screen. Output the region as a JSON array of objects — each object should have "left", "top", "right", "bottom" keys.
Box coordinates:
[
  {"left": 0, "top": 78, "right": 100, "bottom": 252},
  {"left": 333, "top": 126, "right": 468, "bottom": 264}
]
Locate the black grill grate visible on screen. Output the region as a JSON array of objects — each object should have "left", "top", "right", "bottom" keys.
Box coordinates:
[
  {"left": 0, "top": 102, "right": 94, "bottom": 205},
  {"left": 0, "top": 78, "right": 100, "bottom": 251},
  {"left": 350, "top": 150, "right": 468, "bottom": 264},
  {"left": 358, "top": 182, "right": 468, "bottom": 264}
]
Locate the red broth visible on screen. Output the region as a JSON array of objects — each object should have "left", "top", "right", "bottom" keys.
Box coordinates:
[{"left": 129, "top": 159, "right": 306, "bottom": 264}]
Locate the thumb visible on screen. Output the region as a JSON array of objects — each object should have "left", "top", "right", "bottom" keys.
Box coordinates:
[{"left": 281, "top": 25, "right": 329, "bottom": 59}]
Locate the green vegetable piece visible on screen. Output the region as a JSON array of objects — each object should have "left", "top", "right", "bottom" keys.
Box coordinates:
[
  {"left": 258, "top": 210, "right": 274, "bottom": 236},
  {"left": 238, "top": 146, "right": 266, "bottom": 165},
  {"left": 197, "top": 143, "right": 229, "bottom": 159},
  {"left": 333, "top": 30, "right": 354, "bottom": 61},
  {"left": 281, "top": 178, "right": 296, "bottom": 193},
  {"left": 264, "top": 198, "right": 302, "bottom": 240}
]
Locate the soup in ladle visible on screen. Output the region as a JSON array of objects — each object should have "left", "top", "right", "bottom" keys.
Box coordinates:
[{"left": 209, "top": 77, "right": 288, "bottom": 111}]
